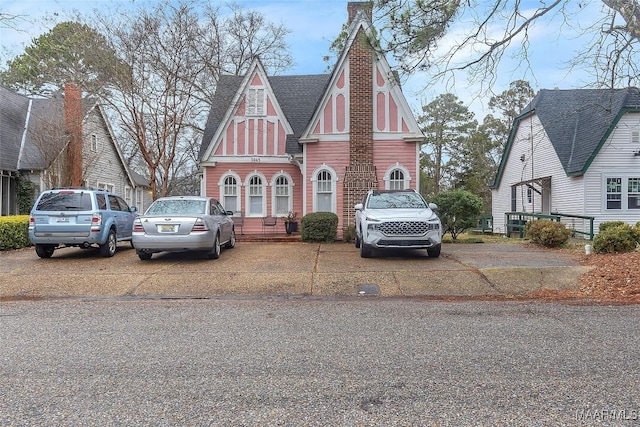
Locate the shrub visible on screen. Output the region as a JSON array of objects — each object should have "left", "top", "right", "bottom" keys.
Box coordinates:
[
  {"left": 525, "top": 219, "right": 571, "bottom": 248},
  {"left": 598, "top": 221, "right": 626, "bottom": 233},
  {"left": 300, "top": 212, "right": 338, "bottom": 242},
  {"left": 342, "top": 225, "right": 356, "bottom": 243},
  {"left": 593, "top": 223, "right": 638, "bottom": 254},
  {"left": 430, "top": 189, "right": 483, "bottom": 241},
  {"left": 0, "top": 215, "right": 30, "bottom": 250}
]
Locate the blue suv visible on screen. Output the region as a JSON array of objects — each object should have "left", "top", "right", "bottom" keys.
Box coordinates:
[{"left": 28, "top": 187, "right": 138, "bottom": 258}]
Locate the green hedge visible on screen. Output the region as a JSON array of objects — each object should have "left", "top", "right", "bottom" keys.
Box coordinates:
[
  {"left": 0, "top": 215, "right": 30, "bottom": 250},
  {"left": 300, "top": 212, "right": 338, "bottom": 242},
  {"left": 593, "top": 222, "right": 638, "bottom": 254}
]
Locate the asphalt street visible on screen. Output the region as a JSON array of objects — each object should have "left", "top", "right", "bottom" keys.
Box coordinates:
[{"left": 1, "top": 299, "right": 639, "bottom": 426}]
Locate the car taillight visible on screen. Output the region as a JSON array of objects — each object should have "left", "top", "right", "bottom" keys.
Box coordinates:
[
  {"left": 29, "top": 216, "right": 35, "bottom": 228},
  {"left": 132, "top": 219, "right": 144, "bottom": 233},
  {"left": 91, "top": 213, "right": 102, "bottom": 232},
  {"left": 191, "top": 218, "right": 208, "bottom": 233}
]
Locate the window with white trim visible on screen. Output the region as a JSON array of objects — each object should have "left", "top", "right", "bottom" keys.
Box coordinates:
[
  {"left": 124, "top": 186, "right": 132, "bottom": 207},
  {"left": 90, "top": 134, "right": 98, "bottom": 152},
  {"left": 97, "top": 182, "right": 114, "bottom": 193},
  {"left": 274, "top": 175, "right": 290, "bottom": 216},
  {"left": 606, "top": 178, "right": 622, "bottom": 210},
  {"left": 223, "top": 175, "right": 239, "bottom": 213},
  {"left": 316, "top": 170, "right": 333, "bottom": 212},
  {"left": 628, "top": 178, "right": 640, "bottom": 209},
  {"left": 246, "top": 88, "right": 265, "bottom": 116},
  {"left": 136, "top": 188, "right": 143, "bottom": 212},
  {"left": 389, "top": 169, "right": 405, "bottom": 190},
  {"left": 631, "top": 130, "right": 639, "bottom": 144},
  {"left": 383, "top": 164, "right": 411, "bottom": 190},
  {"left": 248, "top": 175, "right": 264, "bottom": 215}
]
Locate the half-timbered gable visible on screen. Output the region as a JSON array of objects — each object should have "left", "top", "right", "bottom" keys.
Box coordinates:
[{"left": 198, "top": 1, "right": 425, "bottom": 237}]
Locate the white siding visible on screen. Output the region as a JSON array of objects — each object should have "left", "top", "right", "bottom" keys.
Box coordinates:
[
  {"left": 492, "top": 114, "right": 584, "bottom": 234},
  {"left": 583, "top": 111, "right": 640, "bottom": 232}
]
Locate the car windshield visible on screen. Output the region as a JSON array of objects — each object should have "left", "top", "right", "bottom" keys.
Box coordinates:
[
  {"left": 366, "top": 192, "right": 427, "bottom": 209},
  {"left": 36, "top": 192, "right": 93, "bottom": 211},
  {"left": 146, "top": 199, "right": 207, "bottom": 215}
]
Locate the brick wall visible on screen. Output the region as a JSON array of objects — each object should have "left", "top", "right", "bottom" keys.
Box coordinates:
[
  {"left": 342, "top": 23, "right": 377, "bottom": 229},
  {"left": 64, "top": 83, "right": 83, "bottom": 187}
]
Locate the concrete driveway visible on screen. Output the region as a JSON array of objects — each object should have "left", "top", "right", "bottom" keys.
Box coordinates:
[{"left": 0, "top": 241, "right": 591, "bottom": 300}]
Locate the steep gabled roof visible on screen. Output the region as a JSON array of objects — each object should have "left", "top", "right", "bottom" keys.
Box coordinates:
[
  {"left": 491, "top": 87, "right": 640, "bottom": 187},
  {"left": 0, "top": 86, "right": 30, "bottom": 171},
  {"left": 198, "top": 71, "right": 330, "bottom": 161}
]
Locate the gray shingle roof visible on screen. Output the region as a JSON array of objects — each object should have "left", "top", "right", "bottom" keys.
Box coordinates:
[
  {"left": 198, "top": 73, "right": 331, "bottom": 160},
  {"left": 0, "top": 86, "right": 29, "bottom": 171},
  {"left": 526, "top": 87, "right": 640, "bottom": 175},
  {"left": 0, "top": 86, "right": 98, "bottom": 171},
  {"left": 493, "top": 87, "right": 640, "bottom": 187}
]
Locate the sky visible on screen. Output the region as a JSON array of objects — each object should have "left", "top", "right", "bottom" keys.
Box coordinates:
[{"left": 0, "top": 0, "right": 611, "bottom": 120}]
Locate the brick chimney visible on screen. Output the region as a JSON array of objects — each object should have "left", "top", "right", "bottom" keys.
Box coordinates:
[
  {"left": 64, "top": 83, "right": 83, "bottom": 187},
  {"left": 343, "top": 1, "right": 378, "bottom": 230},
  {"left": 347, "top": 1, "right": 373, "bottom": 24}
]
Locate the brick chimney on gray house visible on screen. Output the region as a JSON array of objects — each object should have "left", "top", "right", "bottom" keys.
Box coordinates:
[
  {"left": 64, "top": 82, "right": 83, "bottom": 187},
  {"left": 343, "top": 1, "right": 378, "bottom": 230}
]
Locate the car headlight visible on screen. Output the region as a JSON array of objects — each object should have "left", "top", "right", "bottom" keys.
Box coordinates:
[{"left": 365, "top": 216, "right": 382, "bottom": 231}]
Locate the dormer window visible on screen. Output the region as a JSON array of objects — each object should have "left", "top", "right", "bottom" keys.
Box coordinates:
[{"left": 246, "top": 88, "right": 265, "bottom": 116}]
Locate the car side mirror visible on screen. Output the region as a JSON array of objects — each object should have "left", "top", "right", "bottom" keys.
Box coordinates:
[
  {"left": 225, "top": 210, "right": 234, "bottom": 216},
  {"left": 428, "top": 202, "right": 438, "bottom": 210},
  {"left": 130, "top": 206, "right": 138, "bottom": 213},
  {"left": 354, "top": 203, "right": 363, "bottom": 211}
]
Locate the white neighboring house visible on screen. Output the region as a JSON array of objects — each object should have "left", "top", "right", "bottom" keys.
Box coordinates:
[
  {"left": 490, "top": 87, "right": 640, "bottom": 236},
  {"left": 0, "top": 84, "right": 153, "bottom": 215}
]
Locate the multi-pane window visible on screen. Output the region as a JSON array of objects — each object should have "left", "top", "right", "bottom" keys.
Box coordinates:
[
  {"left": 124, "top": 186, "right": 132, "bottom": 207},
  {"left": 631, "top": 130, "right": 640, "bottom": 144},
  {"left": 274, "top": 175, "right": 289, "bottom": 216},
  {"left": 223, "top": 176, "right": 238, "bottom": 213},
  {"left": 90, "top": 134, "right": 98, "bottom": 152},
  {"left": 316, "top": 170, "right": 332, "bottom": 212},
  {"left": 246, "top": 88, "right": 265, "bottom": 116},
  {"left": 97, "top": 182, "right": 114, "bottom": 193},
  {"left": 248, "top": 175, "right": 263, "bottom": 215},
  {"left": 628, "top": 178, "right": 640, "bottom": 209},
  {"left": 136, "top": 188, "right": 143, "bottom": 212},
  {"left": 606, "top": 178, "right": 622, "bottom": 210},
  {"left": 389, "top": 169, "right": 405, "bottom": 190}
]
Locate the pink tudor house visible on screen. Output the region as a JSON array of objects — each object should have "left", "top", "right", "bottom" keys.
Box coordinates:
[{"left": 197, "top": 2, "right": 424, "bottom": 237}]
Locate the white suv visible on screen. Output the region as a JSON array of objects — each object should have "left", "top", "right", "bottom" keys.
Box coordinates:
[{"left": 354, "top": 189, "right": 442, "bottom": 258}]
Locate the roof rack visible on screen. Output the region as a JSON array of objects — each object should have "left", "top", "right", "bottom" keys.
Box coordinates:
[{"left": 50, "top": 186, "right": 100, "bottom": 191}]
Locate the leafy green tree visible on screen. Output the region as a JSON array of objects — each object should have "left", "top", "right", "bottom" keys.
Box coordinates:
[
  {"left": 0, "top": 22, "right": 120, "bottom": 95},
  {"left": 431, "top": 189, "right": 483, "bottom": 241},
  {"left": 418, "top": 93, "right": 476, "bottom": 193}
]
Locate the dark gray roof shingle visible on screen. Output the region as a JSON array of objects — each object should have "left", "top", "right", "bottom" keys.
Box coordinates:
[
  {"left": 526, "top": 87, "right": 640, "bottom": 175},
  {"left": 1, "top": 87, "right": 99, "bottom": 171},
  {"left": 198, "top": 73, "right": 330, "bottom": 160},
  {"left": 0, "top": 86, "right": 29, "bottom": 171}
]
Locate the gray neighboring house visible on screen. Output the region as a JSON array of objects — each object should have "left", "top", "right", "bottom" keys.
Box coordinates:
[
  {"left": 0, "top": 85, "right": 152, "bottom": 215},
  {"left": 490, "top": 87, "right": 640, "bottom": 236}
]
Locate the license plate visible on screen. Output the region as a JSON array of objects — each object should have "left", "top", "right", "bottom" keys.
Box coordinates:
[
  {"left": 56, "top": 217, "right": 70, "bottom": 223},
  {"left": 159, "top": 224, "right": 176, "bottom": 233}
]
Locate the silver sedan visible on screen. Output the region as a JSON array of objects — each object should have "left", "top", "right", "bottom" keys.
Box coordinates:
[{"left": 132, "top": 196, "right": 235, "bottom": 260}]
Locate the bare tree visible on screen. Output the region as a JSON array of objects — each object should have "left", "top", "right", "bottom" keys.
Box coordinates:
[
  {"left": 93, "top": 0, "right": 293, "bottom": 199},
  {"left": 374, "top": 0, "right": 640, "bottom": 91}
]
